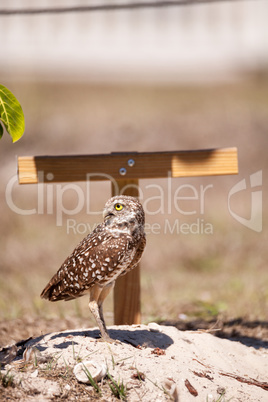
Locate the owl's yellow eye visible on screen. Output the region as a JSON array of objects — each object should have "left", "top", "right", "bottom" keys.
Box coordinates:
[{"left": 114, "top": 203, "right": 123, "bottom": 211}]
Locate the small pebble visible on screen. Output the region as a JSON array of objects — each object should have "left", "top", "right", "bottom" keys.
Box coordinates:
[
  {"left": 74, "top": 360, "right": 107, "bottom": 384},
  {"left": 148, "top": 323, "right": 163, "bottom": 333},
  {"left": 31, "top": 369, "right": 38, "bottom": 378}
]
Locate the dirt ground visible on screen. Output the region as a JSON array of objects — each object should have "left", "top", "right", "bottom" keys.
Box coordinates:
[
  {"left": 0, "top": 321, "right": 267, "bottom": 401},
  {"left": 1, "top": 316, "right": 268, "bottom": 350},
  {"left": 1, "top": 316, "right": 268, "bottom": 401}
]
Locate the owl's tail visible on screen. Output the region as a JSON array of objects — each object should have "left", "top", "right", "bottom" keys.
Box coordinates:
[
  {"left": 40, "top": 278, "right": 58, "bottom": 301},
  {"left": 40, "top": 275, "right": 80, "bottom": 302}
]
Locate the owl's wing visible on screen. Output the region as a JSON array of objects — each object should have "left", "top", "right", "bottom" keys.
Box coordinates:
[
  {"left": 120, "top": 233, "right": 146, "bottom": 277},
  {"left": 40, "top": 223, "right": 133, "bottom": 301}
]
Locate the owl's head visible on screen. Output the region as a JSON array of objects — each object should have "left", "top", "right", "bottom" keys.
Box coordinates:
[{"left": 103, "top": 195, "right": 145, "bottom": 233}]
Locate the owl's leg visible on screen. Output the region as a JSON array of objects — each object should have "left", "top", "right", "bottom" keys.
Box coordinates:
[
  {"left": 89, "top": 284, "right": 108, "bottom": 340},
  {"left": 89, "top": 283, "right": 114, "bottom": 342},
  {"left": 98, "top": 282, "right": 115, "bottom": 335}
]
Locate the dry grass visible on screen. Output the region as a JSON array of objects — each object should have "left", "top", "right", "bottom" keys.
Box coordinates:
[{"left": 0, "top": 77, "right": 267, "bottom": 340}]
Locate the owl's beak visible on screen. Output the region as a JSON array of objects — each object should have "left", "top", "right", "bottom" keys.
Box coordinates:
[{"left": 103, "top": 209, "right": 114, "bottom": 222}]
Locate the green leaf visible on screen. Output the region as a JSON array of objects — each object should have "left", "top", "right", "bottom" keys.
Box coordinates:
[{"left": 0, "top": 84, "right": 25, "bottom": 142}]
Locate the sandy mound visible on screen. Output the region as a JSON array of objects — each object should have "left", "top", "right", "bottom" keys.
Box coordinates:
[{"left": 1, "top": 324, "right": 267, "bottom": 401}]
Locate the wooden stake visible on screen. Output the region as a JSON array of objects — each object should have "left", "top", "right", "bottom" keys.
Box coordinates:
[{"left": 112, "top": 179, "right": 141, "bottom": 325}]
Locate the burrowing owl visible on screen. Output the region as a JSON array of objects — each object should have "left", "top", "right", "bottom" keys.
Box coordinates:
[{"left": 41, "top": 195, "right": 146, "bottom": 341}]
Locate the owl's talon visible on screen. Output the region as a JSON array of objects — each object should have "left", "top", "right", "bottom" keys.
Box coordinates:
[{"left": 99, "top": 335, "right": 120, "bottom": 344}]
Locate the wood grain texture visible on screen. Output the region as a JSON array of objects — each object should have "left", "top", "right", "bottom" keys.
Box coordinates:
[{"left": 17, "top": 147, "right": 238, "bottom": 184}]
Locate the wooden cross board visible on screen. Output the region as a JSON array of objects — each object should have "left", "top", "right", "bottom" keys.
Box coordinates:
[{"left": 18, "top": 147, "right": 238, "bottom": 325}]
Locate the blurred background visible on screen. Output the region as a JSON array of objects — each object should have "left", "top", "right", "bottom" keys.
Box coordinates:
[{"left": 0, "top": 0, "right": 267, "bottom": 343}]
